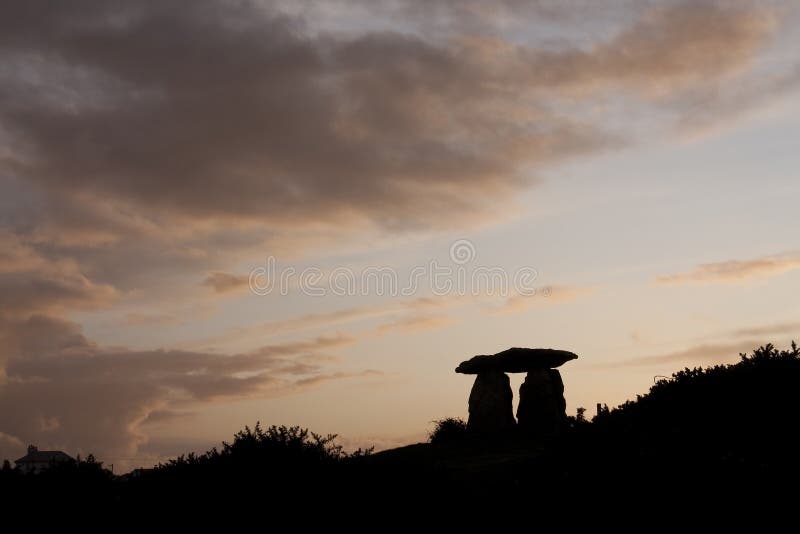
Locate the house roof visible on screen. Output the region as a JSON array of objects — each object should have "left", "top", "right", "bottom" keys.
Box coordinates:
[{"left": 14, "top": 450, "right": 74, "bottom": 464}]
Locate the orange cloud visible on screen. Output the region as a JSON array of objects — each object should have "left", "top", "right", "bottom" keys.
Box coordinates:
[
  {"left": 602, "top": 339, "right": 768, "bottom": 368},
  {"left": 489, "top": 285, "right": 594, "bottom": 314},
  {"left": 656, "top": 252, "right": 800, "bottom": 285},
  {"left": 202, "top": 271, "right": 249, "bottom": 294},
  {"left": 731, "top": 322, "right": 800, "bottom": 338},
  {"left": 293, "top": 369, "right": 384, "bottom": 389},
  {"left": 375, "top": 314, "right": 455, "bottom": 335}
]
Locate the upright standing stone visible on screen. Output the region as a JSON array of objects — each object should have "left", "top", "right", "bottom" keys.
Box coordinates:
[
  {"left": 517, "top": 368, "right": 567, "bottom": 436},
  {"left": 467, "top": 371, "right": 516, "bottom": 433}
]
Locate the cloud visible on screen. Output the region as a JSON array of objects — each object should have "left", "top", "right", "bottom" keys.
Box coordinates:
[
  {"left": 602, "top": 319, "right": 800, "bottom": 368},
  {"left": 375, "top": 314, "right": 454, "bottom": 335},
  {"left": 0, "top": 271, "right": 118, "bottom": 317},
  {"left": 193, "top": 295, "right": 464, "bottom": 349},
  {"left": 140, "top": 410, "right": 197, "bottom": 426},
  {"left": 656, "top": 252, "right": 800, "bottom": 285},
  {"left": 122, "top": 312, "right": 183, "bottom": 327},
  {"left": 293, "top": 369, "right": 384, "bottom": 389},
  {"left": 602, "top": 339, "right": 766, "bottom": 368},
  {"left": 202, "top": 271, "right": 249, "bottom": 294},
  {"left": 731, "top": 322, "right": 800, "bottom": 338},
  {"left": 488, "top": 285, "right": 594, "bottom": 314},
  {"left": 0, "top": 231, "right": 118, "bottom": 317},
  {"left": 0, "top": 0, "right": 781, "bottom": 241},
  {"left": 243, "top": 305, "right": 392, "bottom": 338},
  {"left": 510, "top": 2, "right": 775, "bottom": 95},
  {"left": 0, "top": 315, "right": 373, "bottom": 469},
  {"left": 672, "top": 64, "right": 800, "bottom": 137}
]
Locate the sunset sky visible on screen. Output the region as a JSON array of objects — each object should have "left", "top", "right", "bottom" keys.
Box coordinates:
[{"left": 2, "top": 0, "right": 800, "bottom": 471}]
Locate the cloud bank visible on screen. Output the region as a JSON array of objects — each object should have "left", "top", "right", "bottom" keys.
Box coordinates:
[{"left": 0, "top": 0, "right": 780, "bottom": 237}]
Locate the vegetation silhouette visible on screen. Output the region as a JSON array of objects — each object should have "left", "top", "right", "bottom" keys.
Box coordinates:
[
  {"left": 0, "top": 450, "right": 114, "bottom": 507},
  {"left": 428, "top": 417, "right": 468, "bottom": 444},
  {"left": 557, "top": 342, "right": 800, "bottom": 510},
  {"left": 3, "top": 343, "right": 800, "bottom": 514}
]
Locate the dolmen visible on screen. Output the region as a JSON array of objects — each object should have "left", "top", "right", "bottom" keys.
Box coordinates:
[{"left": 455, "top": 347, "right": 578, "bottom": 436}]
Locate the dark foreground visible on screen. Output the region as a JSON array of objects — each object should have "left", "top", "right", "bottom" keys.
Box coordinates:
[{"left": 3, "top": 343, "right": 800, "bottom": 519}]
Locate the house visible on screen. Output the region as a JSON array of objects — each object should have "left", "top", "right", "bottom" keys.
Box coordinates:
[{"left": 14, "top": 445, "right": 74, "bottom": 474}]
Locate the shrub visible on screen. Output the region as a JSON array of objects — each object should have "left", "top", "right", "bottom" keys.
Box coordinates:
[{"left": 428, "top": 417, "right": 468, "bottom": 444}]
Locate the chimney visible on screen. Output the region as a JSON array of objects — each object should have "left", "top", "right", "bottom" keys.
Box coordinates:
[{"left": 27, "top": 445, "right": 37, "bottom": 454}]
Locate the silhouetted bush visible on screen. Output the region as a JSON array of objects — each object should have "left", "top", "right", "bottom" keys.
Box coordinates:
[
  {"left": 120, "top": 422, "right": 376, "bottom": 511},
  {"left": 158, "top": 423, "right": 350, "bottom": 471},
  {"left": 589, "top": 342, "right": 800, "bottom": 457},
  {"left": 428, "top": 417, "right": 468, "bottom": 444},
  {"left": 558, "top": 341, "right": 800, "bottom": 504}
]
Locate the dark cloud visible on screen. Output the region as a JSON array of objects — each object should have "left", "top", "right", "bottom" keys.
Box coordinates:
[
  {"left": 0, "top": 315, "right": 373, "bottom": 464},
  {"left": 140, "top": 410, "right": 197, "bottom": 425},
  {"left": 0, "top": 271, "right": 117, "bottom": 315},
  {"left": 0, "top": 0, "right": 777, "bottom": 236},
  {"left": 0, "top": 231, "right": 118, "bottom": 322}
]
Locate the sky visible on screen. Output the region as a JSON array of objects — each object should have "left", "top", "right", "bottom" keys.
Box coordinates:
[{"left": 1, "top": 0, "right": 800, "bottom": 471}]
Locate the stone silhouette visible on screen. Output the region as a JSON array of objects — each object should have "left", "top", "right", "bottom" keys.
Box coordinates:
[
  {"left": 517, "top": 368, "right": 567, "bottom": 435},
  {"left": 456, "top": 347, "right": 577, "bottom": 435},
  {"left": 456, "top": 347, "right": 577, "bottom": 374},
  {"left": 466, "top": 371, "right": 516, "bottom": 433}
]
